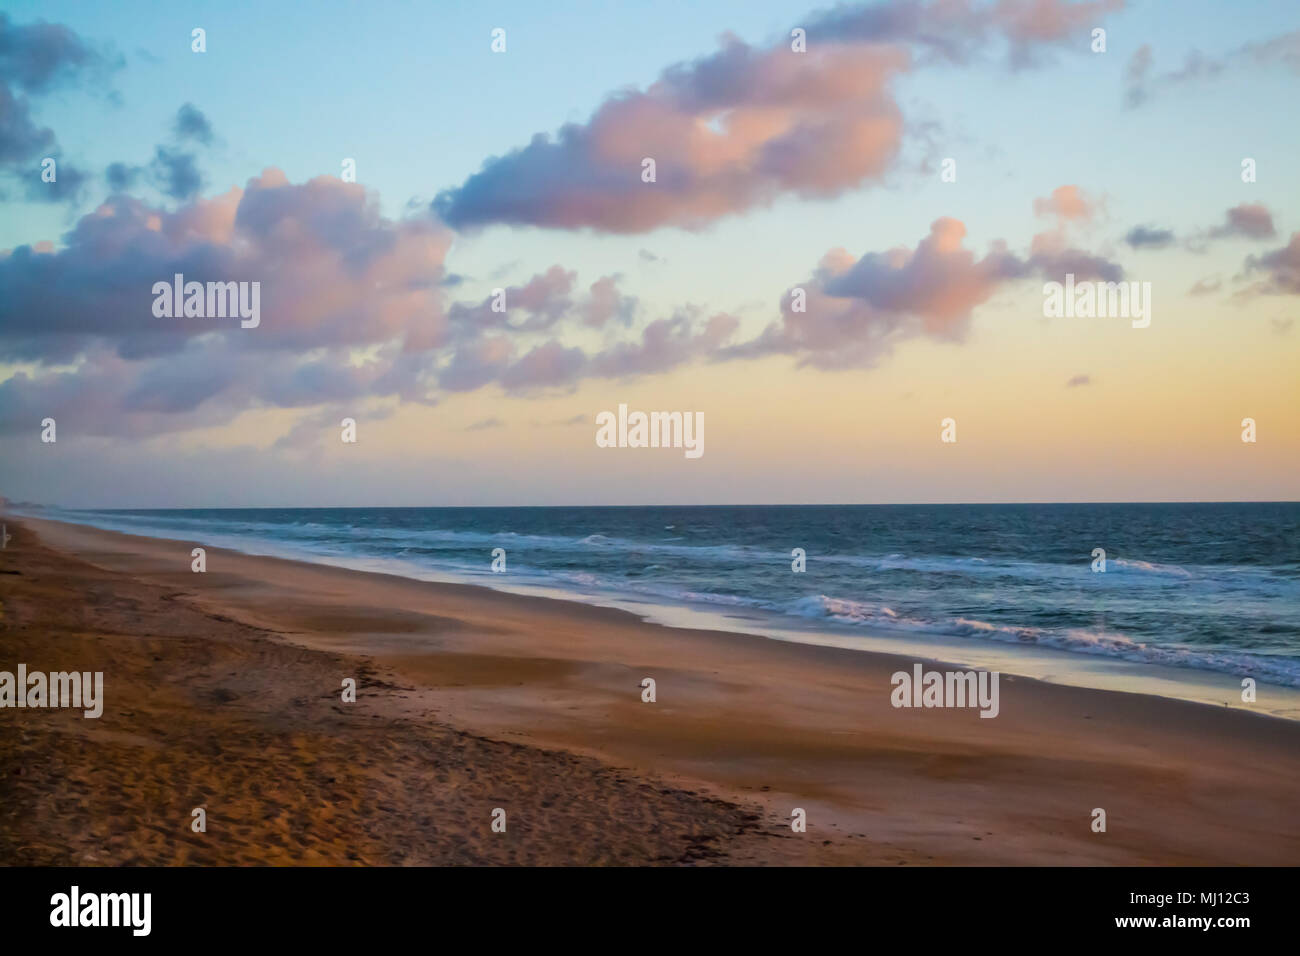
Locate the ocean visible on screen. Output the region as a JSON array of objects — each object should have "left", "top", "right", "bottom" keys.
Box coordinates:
[{"left": 26, "top": 502, "right": 1300, "bottom": 691}]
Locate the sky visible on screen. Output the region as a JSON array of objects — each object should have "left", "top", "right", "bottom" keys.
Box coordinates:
[{"left": 0, "top": 0, "right": 1297, "bottom": 508}]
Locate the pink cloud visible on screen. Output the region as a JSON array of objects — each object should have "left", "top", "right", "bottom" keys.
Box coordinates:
[
  {"left": 435, "top": 1, "right": 1125, "bottom": 234},
  {"left": 1033, "top": 184, "right": 1096, "bottom": 222},
  {"left": 1210, "top": 203, "right": 1276, "bottom": 240},
  {"left": 436, "top": 38, "right": 908, "bottom": 233},
  {"left": 722, "top": 212, "right": 1121, "bottom": 369},
  {"left": 1243, "top": 233, "right": 1300, "bottom": 295}
]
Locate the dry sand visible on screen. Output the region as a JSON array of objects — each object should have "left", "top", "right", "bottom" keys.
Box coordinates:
[{"left": 2, "top": 516, "right": 1298, "bottom": 865}]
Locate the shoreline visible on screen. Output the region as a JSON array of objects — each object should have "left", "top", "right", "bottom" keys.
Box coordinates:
[
  {"left": 4, "top": 514, "right": 1300, "bottom": 865},
  {"left": 13, "top": 509, "right": 1300, "bottom": 721}
]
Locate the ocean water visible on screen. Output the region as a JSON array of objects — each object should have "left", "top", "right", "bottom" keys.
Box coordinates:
[{"left": 31, "top": 502, "right": 1300, "bottom": 689}]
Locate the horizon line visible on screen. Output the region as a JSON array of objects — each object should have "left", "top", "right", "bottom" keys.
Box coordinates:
[{"left": 8, "top": 499, "right": 1300, "bottom": 511}]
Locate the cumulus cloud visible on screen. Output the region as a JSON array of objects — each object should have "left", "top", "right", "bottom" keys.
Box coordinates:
[
  {"left": 0, "top": 13, "right": 105, "bottom": 92},
  {"left": 0, "top": 166, "right": 739, "bottom": 435},
  {"left": 0, "top": 165, "right": 459, "bottom": 416},
  {"left": 435, "top": 37, "right": 908, "bottom": 233},
  {"left": 1242, "top": 233, "right": 1300, "bottom": 295},
  {"left": 0, "top": 13, "right": 113, "bottom": 200},
  {"left": 582, "top": 274, "right": 638, "bottom": 327},
  {"left": 1183, "top": 203, "right": 1279, "bottom": 253},
  {"left": 437, "top": 335, "right": 514, "bottom": 393},
  {"left": 443, "top": 268, "right": 638, "bottom": 343},
  {"left": 1209, "top": 202, "right": 1276, "bottom": 240},
  {"left": 0, "top": 169, "right": 455, "bottom": 364},
  {"left": 1027, "top": 184, "right": 1119, "bottom": 280},
  {"left": 591, "top": 309, "right": 738, "bottom": 377},
  {"left": 721, "top": 217, "right": 1009, "bottom": 368},
  {"left": 432, "top": 303, "right": 734, "bottom": 396},
  {"left": 0, "top": 344, "right": 255, "bottom": 439},
  {"left": 499, "top": 341, "right": 588, "bottom": 392},
  {"left": 721, "top": 210, "right": 1121, "bottom": 370},
  {"left": 434, "top": 0, "right": 1124, "bottom": 234},
  {"left": 445, "top": 265, "right": 576, "bottom": 338},
  {"left": 1033, "top": 184, "right": 1097, "bottom": 222}
]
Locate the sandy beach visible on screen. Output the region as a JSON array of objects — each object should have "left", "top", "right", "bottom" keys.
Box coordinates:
[{"left": 2, "top": 514, "right": 1298, "bottom": 866}]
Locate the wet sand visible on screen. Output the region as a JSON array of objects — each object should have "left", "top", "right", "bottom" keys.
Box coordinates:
[{"left": 3, "top": 515, "right": 1298, "bottom": 865}]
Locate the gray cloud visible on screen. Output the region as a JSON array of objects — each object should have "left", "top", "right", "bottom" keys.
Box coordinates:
[
  {"left": 1209, "top": 203, "right": 1276, "bottom": 241},
  {"left": 150, "top": 145, "right": 202, "bottom": 200},
  {"left": 0, "top": 82, "right": 54, "bottom": 163},
  {"left": 0, "top": 13, "right": 114, "bottom": 202},
  {"left": 105, "top": 160, "right": 140, "bottom": 191},
  {"left": 591, "top": 309, "right": 738, "bottom": 378},
  {"left": 1124, "top": 224, "right": 1175, "bottom": 249},
  {"left": 173, "top": 102, "right": 213, "bottom": 145},
  {"left": 1243, "top": 233, "right": 1300, "bottom": 295},
  {"left": 1124, "top": 29, "right": 1300, "bottom": 107},
  {"left": 806, "top": 0, "right": 1124, "bottom": 69},
  {"left": 446, "top": 265, "right": 576, "bottom": 337},
  {"left": 499, "top": 341, "right": 588, "bottom": 392},
  {"left": 0, "top": 12, "right": 105, "bottom": 92}
]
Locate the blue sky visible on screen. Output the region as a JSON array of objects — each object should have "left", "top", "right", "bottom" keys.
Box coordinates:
[
  {"left": 1, "top": 1, "right": 1297, "bottom": 506},
  {"left": 7, "top": 0, "right": 1298, "bottom": 275}
]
